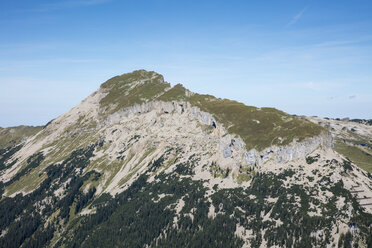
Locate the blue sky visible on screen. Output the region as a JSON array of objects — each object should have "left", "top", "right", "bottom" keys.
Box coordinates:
[{"left": 1, "top": 0, "right": 372, "bottom": 127}]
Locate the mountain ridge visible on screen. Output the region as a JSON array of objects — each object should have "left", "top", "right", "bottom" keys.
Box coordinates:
[{"left": 98, "top": 69, "right": 326, "bottom": 151}]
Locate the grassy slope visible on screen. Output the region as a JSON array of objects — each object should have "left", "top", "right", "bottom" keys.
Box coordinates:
[
  {"left": 335, "top": 141, "right": 372, "bottom": 173},
  {"left": 0, "top": 125, "right": 43, "bottom": 149},
  {"left": 100, "top": 70, "right": 170, "bottom": 114},
  {"left": 187, "top": 94, "right": 323, "bottom": 151},
  {"left": 100, "top": 70, "right": 324, "bottom": 151}
]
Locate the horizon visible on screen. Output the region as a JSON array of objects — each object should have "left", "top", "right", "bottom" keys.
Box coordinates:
[{"left": 1, "top": 0, "right": 372, "bottom": 127}]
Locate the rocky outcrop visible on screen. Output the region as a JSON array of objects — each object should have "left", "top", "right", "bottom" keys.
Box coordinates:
[
  {"left": 106, "top": 101, "right": 217, "bottom": 127},
  {"left": 106, "top": 101, "right": 334, "bottom": 168},
  {"left": 244, "top": 132, "right": 333, "bottom": 166}
]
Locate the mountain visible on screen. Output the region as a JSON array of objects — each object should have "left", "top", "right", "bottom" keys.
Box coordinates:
[
  {"left": 0, "top": 70, "right": 371, "bottom": 248},
  {"left": 0, "top": 125, "right": 42, "bottom": 149}
]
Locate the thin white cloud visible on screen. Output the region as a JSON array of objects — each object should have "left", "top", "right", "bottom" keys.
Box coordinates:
[
  {"left": 327, "top": 96, "right": 337, "bottom": 101},
  {"left": 286, "top": 7, "right": 308, "bottom": 27},
  {"left": 314, "top": 35, "right": 372, "bottom": 47},
  {"left": 349, "top": 95, "right": 357, "bottom": 99}
]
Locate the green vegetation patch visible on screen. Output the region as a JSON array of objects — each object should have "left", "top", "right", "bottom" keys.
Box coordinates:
[
  {"left": 306, "top": 154, "right": 320, "bottom": 164},
  {"left": 0, "top": 125, "right": 42, "bottom": 149},
  {"left": 157, "top": 83, "right": 188, "bottom": 101},
  {"left": 4, "top": 152, "right": 46, "bottom": 195},
  {"left": 0, "top": 144, "right": 23, "bottom": 171},
  {"left": 186, "top": 94, "right": 324, "bottom": 151},
  {"left": 335, "top": 141, "right": 372, "bottom": 173},
  {"left": 237, "top": 173, "right": 251, "bottom": 184},
  {"left": 209, "top": 161, "right": 230, "bottom": 178},
  {"left": 100, "top": 70, "right": 170, "bottom": 114}
]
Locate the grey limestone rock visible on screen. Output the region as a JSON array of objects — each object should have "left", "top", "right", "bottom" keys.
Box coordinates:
[
  {"left": 223, "top": 146, "right": 232, "bottom": 158},
  {"left": 106, "top": 100, "right": 334, "bottom": 167}
]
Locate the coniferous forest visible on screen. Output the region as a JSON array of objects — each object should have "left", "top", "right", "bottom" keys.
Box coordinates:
[{"left": 1, "top": 143, "right": 372, "bottom": 247}]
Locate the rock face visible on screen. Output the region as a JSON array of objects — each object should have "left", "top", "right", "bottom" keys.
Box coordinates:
[
  {"left": 107, "top": 100, "right": 334, "bottom": 168},
  {"left": 106, "top": 101, "right": 217, "bottom": 127},
  {"left": 307, "top": 115, "right": 372, "bottom": 173},
  {"left": 244, "top": 132, "right": 334, "bottom": 166}
]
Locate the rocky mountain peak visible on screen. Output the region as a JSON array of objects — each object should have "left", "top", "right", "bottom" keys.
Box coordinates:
[
  {"left": 91, "top": 70, "right": 326, "bottom": 151},
  {"left": 1, "top": 70, "right": 371, "bottom": 247},
  {"left": 98, "top": 70, "right": 169, "bottom": 114},
  {"left": 100, "top": 69, "right": 165, "bottom": 89}
]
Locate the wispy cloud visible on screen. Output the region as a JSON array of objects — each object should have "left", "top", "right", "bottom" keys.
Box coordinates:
[
  {"left": 286, "top": 7, "right": 308, "bottom": 27},
  {"left": 349, "top": 95, "right": 357, "bottom": 99},
  {"left": 314, "top": 35, "right": 372, "bottom": 48},
  {"left": 24, "top": 0, "right": 112, "bottom": 12},
  {"left": 327, "top": 96, "right": 337, "bottom": 101}
]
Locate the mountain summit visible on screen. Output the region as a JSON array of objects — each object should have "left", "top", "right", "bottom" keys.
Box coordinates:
[
  {"left": 0, "top": 70, "right": 371, "bottom": 247},
  {"left": 99, "top": 70, "right": 325, "bottom": 150}
]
